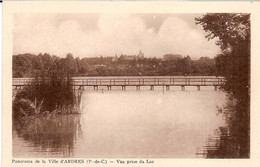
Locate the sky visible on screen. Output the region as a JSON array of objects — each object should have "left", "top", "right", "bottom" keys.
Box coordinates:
[{"left": 13, "top": 13, "right": 221, "bottom": 59}]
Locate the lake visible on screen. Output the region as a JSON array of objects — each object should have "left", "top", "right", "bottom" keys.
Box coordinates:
[{"left": 13, "top": 87, "right": 227, "bottom": 158}]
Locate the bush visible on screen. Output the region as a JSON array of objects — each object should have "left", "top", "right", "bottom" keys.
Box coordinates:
[
  {"left": 13, "top": 63, "right": 80, "bottom": 119},
  {"left": 13, "top": 98, "right": 35, "bottom": 119}
]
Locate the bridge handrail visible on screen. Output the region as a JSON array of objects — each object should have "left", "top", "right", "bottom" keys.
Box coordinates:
[
  {"left": 12, "top": 76, "right": 226, "bottom": 87},
  {"left": 12, "top": 77, "right": 226, "bottom": 82}
]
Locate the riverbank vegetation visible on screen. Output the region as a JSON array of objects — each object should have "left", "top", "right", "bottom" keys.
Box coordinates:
[
  {"left": 13, "top": 60, "right": 83, "bottom": 120},
  {"left": 13, "top": 53, "right": 216, "bottom": 77},
  {"left": 196, "top": 13, "right": 250, "bottom": 158}
]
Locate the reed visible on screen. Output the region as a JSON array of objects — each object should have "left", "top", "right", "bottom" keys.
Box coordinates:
[{"left": 13, "top": 65, "right": 82, "bottom": 119}]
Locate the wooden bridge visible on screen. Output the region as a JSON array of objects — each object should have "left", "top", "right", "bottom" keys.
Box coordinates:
[{"left": 13, "top": 76, "right": 226, "bottom": 91}]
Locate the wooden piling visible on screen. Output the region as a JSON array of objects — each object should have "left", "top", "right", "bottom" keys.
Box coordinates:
[
  {"left": 181, "top": 85, "right": 185, "bottom": 91},
  {"left": 197, "top": 86, "right": 200, "bottom": 91}
]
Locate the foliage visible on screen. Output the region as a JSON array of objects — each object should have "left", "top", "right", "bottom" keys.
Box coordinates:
[
  {"left": 196, "top": 13, "right": 250, "bottom": 158},
  {"left": 13, "top": 56, "right": 81, "bottom": 119},
  {"left": 195, "top": 13, "right": 250, "bottom": 51},
  {"left": 13, "top": 98, "right": 35, "bottom": 119},
  {"left": 13, "top": 53, "right": 217, "bottom": 77}
]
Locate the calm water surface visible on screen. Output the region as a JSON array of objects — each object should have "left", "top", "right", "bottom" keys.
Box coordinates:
[{"left": 13, "top": 87, "right": 226, "bottom": 158}]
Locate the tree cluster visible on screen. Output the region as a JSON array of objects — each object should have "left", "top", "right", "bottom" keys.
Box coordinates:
[
  {"left": 196, "top": 13, "right": 250, "bottom": 158},
  {"left": 13, "top": 53, "right": 217, "bottom": 78}
]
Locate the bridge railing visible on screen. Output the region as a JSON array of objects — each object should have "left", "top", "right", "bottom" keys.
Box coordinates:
[
  {"left": 13, "top": 77, "right": 226, "bottom": 87},
  {"left": 73, "top": 79, "right": 225, "bottom": 86},
  {"left": 12, "top": 78, "right": 33, "bottom": 86},
  {"left": 71, "top": 77, "right": 226, "bottom": 86}
]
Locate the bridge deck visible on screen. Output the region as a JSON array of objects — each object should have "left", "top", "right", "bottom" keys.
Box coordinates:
[{"left": 13, "top": 76, "right": 226, "bottom": 87}]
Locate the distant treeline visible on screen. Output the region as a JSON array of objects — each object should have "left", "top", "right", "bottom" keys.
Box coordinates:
[{"left": 13, "top": 53, "right": 218, "bottom": 78}]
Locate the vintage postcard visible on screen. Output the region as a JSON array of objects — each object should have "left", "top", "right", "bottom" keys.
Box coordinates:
[{"left": 2, "top": 1, "right": 260, "bottom": 167}]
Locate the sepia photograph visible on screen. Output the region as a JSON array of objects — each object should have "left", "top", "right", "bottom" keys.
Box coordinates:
[
  {"left": 3, "top": 2, "right": 260, "bottom": 167},
  {"left": 11, "top": 12, "right": 250, "bottom": 159}
]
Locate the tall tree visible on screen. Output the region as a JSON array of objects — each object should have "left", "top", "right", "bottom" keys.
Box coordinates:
[{"left": 195, "top": 13, "right": 250, "bottom": 158}]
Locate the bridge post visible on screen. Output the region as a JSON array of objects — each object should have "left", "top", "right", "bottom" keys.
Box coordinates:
[
  {"left": 181, "top": 85, "right": 185, "bottom": 91},
  {"left": 163, "top": 83, "right": 165, "bottom": 93},
  {"left": 197, "top": 86, "right": 200, "bottom": 91},
  {"left": 94, "top": 86, "right": 98, "bottom": 90}
]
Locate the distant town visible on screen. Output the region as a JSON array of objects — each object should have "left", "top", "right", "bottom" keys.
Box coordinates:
[
  {"left": 112, "top": 51, "right": 144, "bottom": 61},
  {"left": 13, "top": 51, "right": 218, "bottom": 77}
]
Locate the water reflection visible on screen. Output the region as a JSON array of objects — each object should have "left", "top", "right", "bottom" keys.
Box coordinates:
[
  {"left": 198, "top": 94, "right": 249, "bottom": 158},
  {"left": 197, "top": 126, "right": 240, "bottom": 158},
  {"left": 13, "top": 89, "right": 227, "bottom": 158},
  {"left": 13, "top": 114, "right": 82, "bottom": 158}
]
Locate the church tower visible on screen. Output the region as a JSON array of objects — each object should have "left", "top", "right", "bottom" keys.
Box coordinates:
[{"left": 138, "top": 50, "right": 144, "bottom": 59}]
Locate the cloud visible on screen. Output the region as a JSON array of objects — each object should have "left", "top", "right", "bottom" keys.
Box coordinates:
[
  {"left": 13, "top": 14, "right": 221, "bottom": 59},
  {"left": 157, "top": 16, "right": 220, "bottom": 57}
]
